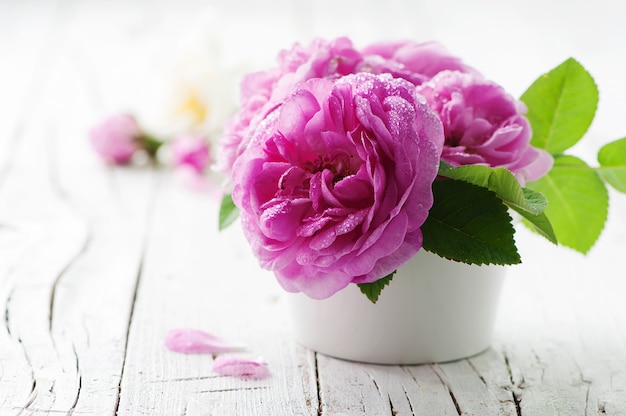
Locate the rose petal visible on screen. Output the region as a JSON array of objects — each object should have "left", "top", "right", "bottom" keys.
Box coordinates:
[
  {"left": 212, "top": 356, "right": 270, "bottom": 380},
  {"left": 164, "top": 329, "right": 246, "bottom": 354}
]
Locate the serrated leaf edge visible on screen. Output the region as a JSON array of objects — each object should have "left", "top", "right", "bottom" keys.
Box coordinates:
[{"left": 357, "top": 271, "right": 396, "bottom": 304}]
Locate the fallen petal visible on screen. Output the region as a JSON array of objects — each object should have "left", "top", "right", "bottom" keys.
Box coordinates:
[
  {"left": 212, "top": 356, "right": 270, "bottom": 379},
  {"left": 165, "top": 328, "right": 246, "bottom": 354}
]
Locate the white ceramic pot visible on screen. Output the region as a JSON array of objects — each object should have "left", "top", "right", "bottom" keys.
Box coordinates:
[{"left": 287, "top": 249, "right": 507, "bottom": 364}]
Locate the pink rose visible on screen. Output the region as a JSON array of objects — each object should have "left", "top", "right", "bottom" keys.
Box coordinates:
[
  {"left": 232, "top": 73, "right": 444, "bottom": 299},
  {"left": 215, "top": 37, "right": 364, "bottom": 175},
  {"left": 89, "top": 113, "right": 140, "bottom": 165},
  {"left": 216, "top": 38, "right": 479, "bottom": 177},
  {"left": 360, "top": 40, "right": 480, "bottom": 81},
  {"left": 171, "top": 134, "right": 210, "bottom": 174},
  {"left": 416, "top": 70, "right": 553, "bottom": 184}
]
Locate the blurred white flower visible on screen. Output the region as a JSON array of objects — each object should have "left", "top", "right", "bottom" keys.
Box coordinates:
[{"left": 143, "top": 8, "right": 255, "bottom": 149}]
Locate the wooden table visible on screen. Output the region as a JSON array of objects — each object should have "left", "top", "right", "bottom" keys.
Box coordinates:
[{"left": 2, "top": 1, "right": 626, "bottom": 414}]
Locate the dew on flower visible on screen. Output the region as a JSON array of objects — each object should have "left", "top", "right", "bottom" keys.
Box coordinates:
[
  {"left": 336, "top": 211, "right": 367, "bottom": 235},
  {"left": 231, "top": 72, "right": 443, "bottom": 299}
]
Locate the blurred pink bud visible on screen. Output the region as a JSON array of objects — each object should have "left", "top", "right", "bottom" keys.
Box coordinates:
[
  {"left": 171, "top": 135, "right": 211, "bottom": 174},
  {"left": 89, "top": 113, "right": 140, "bottom": 165}
]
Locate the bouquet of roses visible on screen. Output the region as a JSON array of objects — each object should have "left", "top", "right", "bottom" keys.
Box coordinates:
[{"left": 217, "top": 37, "right": 626, "bottom": 302}]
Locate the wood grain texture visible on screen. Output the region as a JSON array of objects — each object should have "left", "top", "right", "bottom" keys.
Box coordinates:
[
  {"left": 1, "top": 1, "right": 626, "bottom": 415},
  {"left": 0, "top": 1, "right": 164, "bottom": 414},
  {"left": 115, "top": 171, "right": 320, "bottom": 415}
]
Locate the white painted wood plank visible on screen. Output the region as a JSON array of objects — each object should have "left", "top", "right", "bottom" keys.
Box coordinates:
[
  {"left": 315, "top": 355, "right": 461, "bottom": 415},
  {"left": 314, "top": 349, "right": 517, "bottom": 416},
  {"left": 494, "top": 207, "right": 626, "bottom": 415},
  {"left": 315, "top": 354, "right": 393, "bottom": 415},
  {"left": 0, "top": 1, "right": 162, "bottom": 414},
  {"left": 0, "top": 110, "right": 89, "bottom": 413},
  {"left": 115, "top": 171, "right": 319, "bottom": 415},
  {"left": 431, "top": 352, "right": 518, "bottom": 416},
  {"left": 399, "top": 364, "right": 464, "bottom": 415},
  {"left": 0, "top": 2, "right": 82, "bottom": 413},
  {"left": 0, "top": 61, "right": 156, "bottom": 416},
  {"left": 0, "top": 151, "right": 156, "bottom": 414}
]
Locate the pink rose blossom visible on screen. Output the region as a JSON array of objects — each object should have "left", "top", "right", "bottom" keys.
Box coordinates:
[
  {"left": 171, "top": 134, "right": 211, "bottom": 174},
  {"left": 231, "top": 73, "right": 443, "bottom": 299},
  {"left": 212, "top": 356, "right": 269, "bottom": 380},
  {"left": 416, "top": 70, "right": 553, "bottom": 184},
  {"left": 216, "top": 38, "right": 479, "bottom": 177},
  {"left": 360, "top": 40, "right": 480, "bottom": 81},
  {"left": 215, "top": 37, "right": 364, "bottom": 175},
  {"left": 164, "top": 328, "right": 246, "bottom": 354},
  {"left": 89, "top": 113, "right": 140, "bottom": 165}
]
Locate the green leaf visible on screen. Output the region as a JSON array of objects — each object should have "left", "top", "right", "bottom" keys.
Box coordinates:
[
  {"left": 439, "top": 164, "right": 491, "bottom": 187},
  {"left": 437, "top": 165, "right": 556, "bottom": 244},
  {"left": 439, "top": 165, "right": 548, "bottom": 215},
  {"left": 357, "top": 272, "right": 395, "bottom": 303},
  {"left": 489, "top": 169, "right": 545, "bottom": 214},
  {"left": 488, "top": 171, "right": 557, "bottom": 243},
  {"left": 219, "top": 193, "right": 240, "bottom": 231},
  {"left": 437, "top": 160, "right": 455, "bottom": 175},
  {"left": 514, "top": 188, "right": 557, "bottom": 244},
  {"left": 421, "top": 179, "right": 520, "bottom": 265},
  {"left": 520, "top": 58, "right": 598, "bottom": 154},
  {"left": 516, "top": 210, "right": 558, "bottom": 244},
  {"left": 140, "top": 133, "right": 164, "bottom": 159},
  {"left": 520, "top": 187, "right": 549, "bottom": 215},
  {"left": 526, "top": 155, "right": 608, "bottom": 253},
  {"left": 598, "top": 137, "right": 626, "bottom": 193}
]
